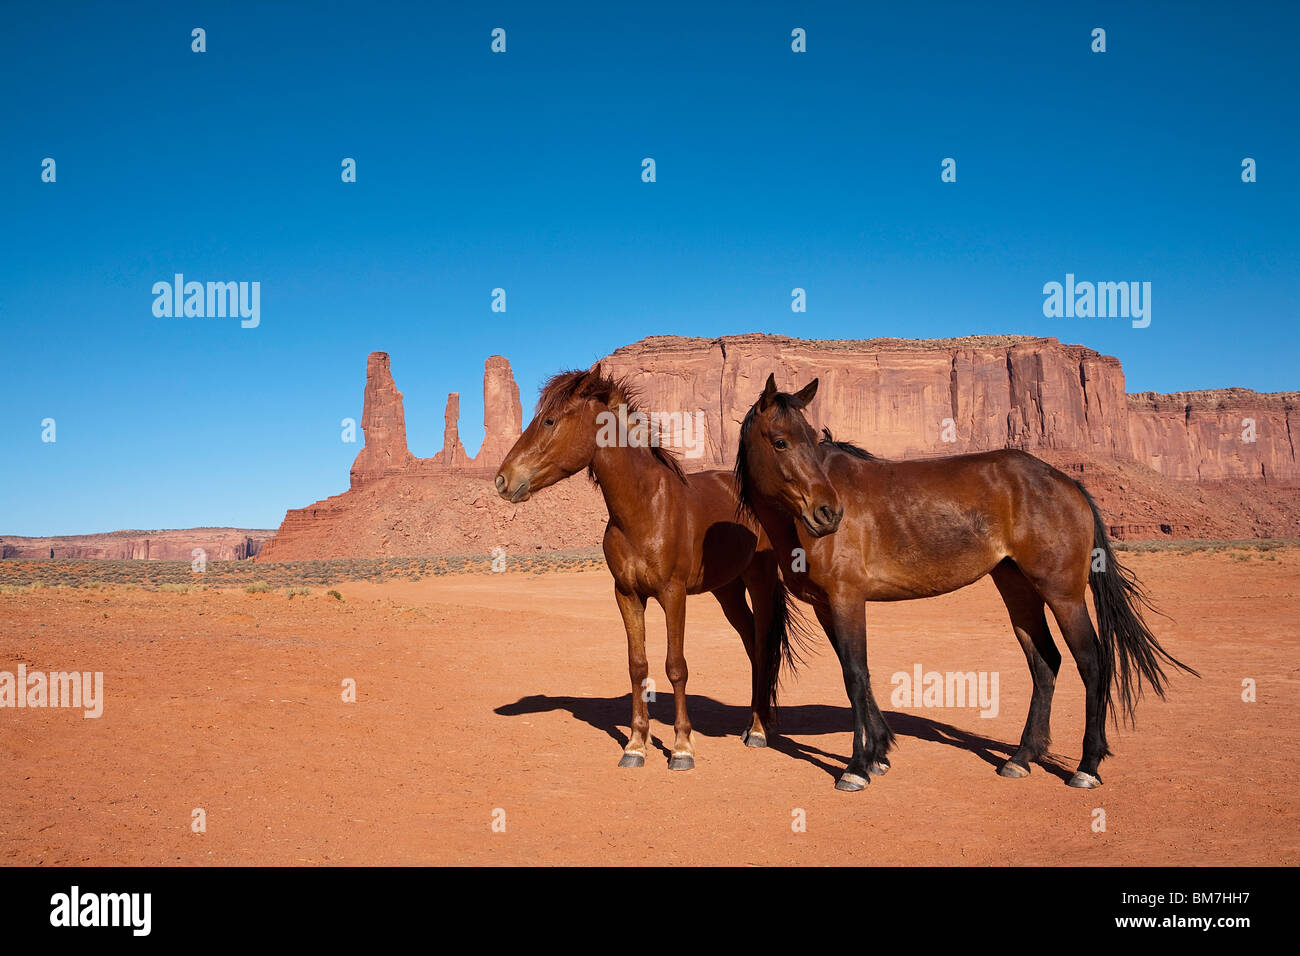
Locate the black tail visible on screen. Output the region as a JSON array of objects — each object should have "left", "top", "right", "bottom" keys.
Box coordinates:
[
  {"left": 1077, "top": 481, "right": 1199, "bottom": 728},
  {"left": 763, "top": 578, "right": 817, "bottom": 721}
]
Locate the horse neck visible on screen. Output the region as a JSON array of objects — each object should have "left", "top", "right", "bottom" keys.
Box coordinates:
[
  {"left": 748, "top": 494, "right": 802, "bottom": 558},
  {"left": 589, "top": 442, "right": 677, "bottom": 526}
]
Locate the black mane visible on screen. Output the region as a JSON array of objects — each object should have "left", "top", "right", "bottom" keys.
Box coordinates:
[{"left": 819, "top": 428, "right": 881, "bottom": 461}]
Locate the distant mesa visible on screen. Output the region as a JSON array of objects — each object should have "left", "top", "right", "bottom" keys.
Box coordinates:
[
  {"left": 257, "top": 335, "right": 1298, "bottom": 561},
  {"left": 0, "top": 528, "right": 273, "bottom": 561}
]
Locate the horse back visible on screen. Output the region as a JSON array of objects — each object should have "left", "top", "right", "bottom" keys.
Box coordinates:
[{"left": 822, "top": 448, "right": 1093, "bottom": 599}]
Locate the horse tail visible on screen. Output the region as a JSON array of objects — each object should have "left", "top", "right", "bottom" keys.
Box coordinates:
[
  {"left": 764, "top": 577, "right": 816, "bottom": 720},
  {"left": 1076, "top": 481, "right": 1199, "bottom": 728}
]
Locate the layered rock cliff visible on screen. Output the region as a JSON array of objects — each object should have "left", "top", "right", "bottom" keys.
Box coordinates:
[
  {"left": 259, "top": 335, "right": 1298, "bottom": 560},
  {"left": 602, "top": 335, "right": 1296, "bottom": 483},
  {"left": 1127, "top": 388, "right": 1298, "bottom": 484}
]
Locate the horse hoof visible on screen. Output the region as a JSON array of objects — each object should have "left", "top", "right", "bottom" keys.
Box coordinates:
[
  {"left": 742, "top": 730, "right": 768, "bottom": 749},
  {"left": 1067, "top": 771, "right": 1102, "bottom": 789},
  {"left": 835, "top": 772, "right": 869, "bottom": 792},
  {"left": 668, "top": 754, "right": 695, "bottom": 772},
  {"left": 999, "top": 760, "right": 1031, "bottom": 779},
  {"left": 868, "top": 758, "right": 890, "bottom": 776},
  {"left": 617, "top": 752, "right": 645, "bottom": 769}
]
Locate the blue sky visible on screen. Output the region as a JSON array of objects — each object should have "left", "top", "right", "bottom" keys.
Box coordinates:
[{"left": 2, "top": 1, "right": 1296, "bottom": 535}]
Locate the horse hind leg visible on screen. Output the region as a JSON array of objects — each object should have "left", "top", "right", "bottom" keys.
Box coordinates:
[
  {"left": 1047, "top": 596, "right": 1110, "bottom": 789},
  {"left": 992, "top": 560, "right": 1061, "bottom": 779},
  {"left": 711, "top": 577, "right": 769, "bottom": 747}
]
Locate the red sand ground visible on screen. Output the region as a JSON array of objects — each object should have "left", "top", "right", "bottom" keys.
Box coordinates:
[{"left": 1, "top": 550, "right": 1295, "bottom": 866}]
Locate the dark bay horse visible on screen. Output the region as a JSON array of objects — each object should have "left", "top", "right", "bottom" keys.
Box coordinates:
[
  {"left": 735, "top": 374, "right": 1197, "bottom": 791},
  {"left": 495, "top": 364, "right": 798, "bottom": 770}
]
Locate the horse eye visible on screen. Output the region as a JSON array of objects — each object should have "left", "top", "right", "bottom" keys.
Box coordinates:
[
  {"left": 773, "top": 438, "right": 788, "bottom": 450},
  {"left": 543, "top": 418, "right": 555, "bottom": 427}
]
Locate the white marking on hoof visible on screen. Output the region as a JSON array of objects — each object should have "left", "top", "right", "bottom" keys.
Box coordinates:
[
  {"left": 835, "top": 772, "right": 869, "bottom": 791},
  {"left": 1067, "top": 771, "right": 1102, "bottom": 789}
]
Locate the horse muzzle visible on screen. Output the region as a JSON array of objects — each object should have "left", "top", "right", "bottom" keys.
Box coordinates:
[
  {"left": 494, "top": 471, "right": 532, "bottom": 503},
  {"left": 801, "top": 503, "right": 843, "bottom": 537}
]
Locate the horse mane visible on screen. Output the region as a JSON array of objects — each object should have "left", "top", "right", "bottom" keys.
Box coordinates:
[
  {"left": 733, "top": 402, "right": 763, "bottom": 522},
  {"left": 819, "top": 428, "right": 882, "bottom": 461},
  {"left": 537, "top": 368, "right": 688, "bottom": 485},
  {"left": 734, "top": 395, "right": 882, "bottom": 521}
]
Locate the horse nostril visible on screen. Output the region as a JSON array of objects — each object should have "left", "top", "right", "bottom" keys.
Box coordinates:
[
  {"left": 811, "top": 504, "right": 842, "bottom": 528},
  {"left": 494, "top": 474, "right": 507, "bottom": 494}
]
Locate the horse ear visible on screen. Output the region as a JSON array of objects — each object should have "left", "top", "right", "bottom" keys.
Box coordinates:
[
  {"left": 759, "top": 373, "right": 779, "bottom": 409},
  {"left": 577, "top": 361, "right": 611, "bottom": 400},
  {"left": 578, "top": 362, "right": 605, "bottom": 396},
  {"left": 793, "top": 378, "right": 819, "bottom": 406}
]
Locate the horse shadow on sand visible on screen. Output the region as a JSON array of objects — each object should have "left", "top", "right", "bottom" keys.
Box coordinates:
[{"left": 494, "top": 693, "right": 1074, "bottom": 782}]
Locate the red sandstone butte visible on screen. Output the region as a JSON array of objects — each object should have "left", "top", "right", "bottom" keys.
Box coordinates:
[
  {"left": 477, "top": 355, "right": 524, "bottom": 470},
  {"left": 259, "top": 335, "right": 1298, "bottom": 560},
  {"left": 258, "top": 352, "right": 587, "bottom": 560},
  {"left": 349, "top": 352, "right": 523, "bottom": 487},
  {"left": 348, "top": 351, "right": 416, "bottom": 486}
]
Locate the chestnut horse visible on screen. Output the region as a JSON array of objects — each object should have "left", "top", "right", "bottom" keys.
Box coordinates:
[
  {"left": 736, "top": 374, "right": 1197, "bottom": 791},
  {"left": 495, "top": 364, "right": 799, "bottom": 771}
]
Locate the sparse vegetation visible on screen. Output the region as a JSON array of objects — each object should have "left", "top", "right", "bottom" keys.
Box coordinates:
[
  {"left": 1113, "top": 538, "right": 1299, "bottom": 555},
  {"left": 0, "top": 550, "right": 607, "bottom": 592},
  {"left": 1, "top": 541, "right": 1289, "bottom": 597}
]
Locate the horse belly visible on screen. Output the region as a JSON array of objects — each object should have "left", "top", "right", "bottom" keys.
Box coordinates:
[
  {"left": 863, "top": 542, "right": 1002, "bottom": 601},
  {"left": 685, "top": 506, "right": 759, "bottom": 594},
  {"left": 692, "top": 553, "right": 750, "bottom": 594}
]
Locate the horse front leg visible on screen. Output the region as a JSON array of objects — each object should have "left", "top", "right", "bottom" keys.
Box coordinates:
[
  {"left": 815, "top": 599, "right": 895, "bottom": 791},
  {"left": 660, "top": 585, "right": 696, "bottom": 771},
  {"left": 615, "top": 586, "right": 651, "bottom": 768}
]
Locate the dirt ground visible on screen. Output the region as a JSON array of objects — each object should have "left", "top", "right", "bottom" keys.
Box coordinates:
[{"left": 1, "top": 550, "right": 1295, "bottom": 866}]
